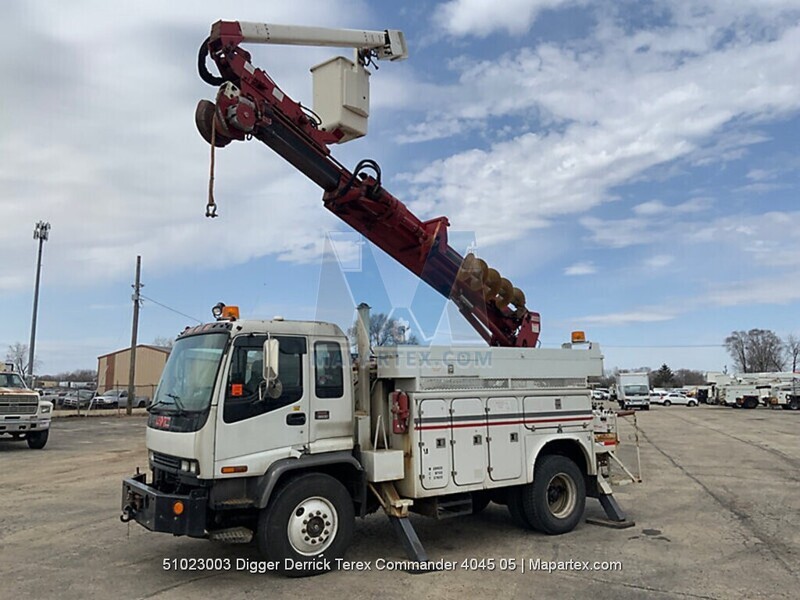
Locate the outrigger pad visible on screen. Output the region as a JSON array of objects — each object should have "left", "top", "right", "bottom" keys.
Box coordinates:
[
  {"left": 588, "top": 494, "right": 635, "bottom": 528},
  {"left": 586, "top": 516, "right": 636, "bottom": 529}
]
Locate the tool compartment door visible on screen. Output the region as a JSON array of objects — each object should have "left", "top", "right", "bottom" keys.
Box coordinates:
[
  {"left": 523, "top": 394, "right": 592, "bottom": 430},
  {"left": 418, "top": 398, "right": 451, "bottom": 490},
  {"left": 450, "top": 397, "right": 486, "bottom": 486},
  {"left": 487, "top": 396, "right": 522, "bottom": 481}
]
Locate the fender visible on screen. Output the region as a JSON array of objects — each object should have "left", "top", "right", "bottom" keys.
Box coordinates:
[
  {"left": 254, "top": 451, "right": 363, "bottom": 509},
  {"left": 525, "top": 433, "right": 595, "bottom": 482}
]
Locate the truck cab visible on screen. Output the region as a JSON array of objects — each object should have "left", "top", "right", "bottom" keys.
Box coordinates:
[
  {"left": 615, "top": 372, "right": 651, "bottom": 410},
  {"left": 0, "top": 364, "right": 53, "bottom": 449}
]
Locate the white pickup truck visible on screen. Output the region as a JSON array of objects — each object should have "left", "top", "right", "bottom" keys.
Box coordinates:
[{"left": 0, "top": 364, "right": 53, "bottom": 449}]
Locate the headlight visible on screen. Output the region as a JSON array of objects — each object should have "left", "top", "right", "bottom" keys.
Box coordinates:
[
  {"left": 148, "top": 451, "right": 154, "bottom": 466},
  {"left": 41, "top": 405, "right": 51, "bottom": 414},
  {"left": 180, "top": 459, "right": 199, "bottom": 475}
]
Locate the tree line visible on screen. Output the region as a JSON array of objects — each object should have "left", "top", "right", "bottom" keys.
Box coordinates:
[{"left": 724, "top": 329, "right": 799, "bottom": 373}]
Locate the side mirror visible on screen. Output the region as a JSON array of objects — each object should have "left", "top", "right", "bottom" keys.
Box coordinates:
[{"left": 263, "top": 338, "right": 280, "bottom": 383}]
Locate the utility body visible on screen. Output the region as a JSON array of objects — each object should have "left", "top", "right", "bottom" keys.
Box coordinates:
[{"left": 121, "top": 19, "right": 632, "bottom": 575}]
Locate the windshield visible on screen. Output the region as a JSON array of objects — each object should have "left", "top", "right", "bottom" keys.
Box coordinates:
[
  {"left": 151, "top": 333, "right": 228, "bottom": 412},
  {"left": 0, "top": 373, "right": 26, "bottom": 388},
  {"left": 623, "top": 385, "right": 649, "bottom": 396}
]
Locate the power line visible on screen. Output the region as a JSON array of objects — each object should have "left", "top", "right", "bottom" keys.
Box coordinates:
[
  {"left": 602, "top": 344, "right": 725, "bottom": 349},
  {"left": 139, "top": 294, "right": 203, "bottom": 324}
]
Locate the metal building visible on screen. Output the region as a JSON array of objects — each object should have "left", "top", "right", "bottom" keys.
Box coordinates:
[{"left": 96, "top": 345, "right": 170, "bottom": 398}]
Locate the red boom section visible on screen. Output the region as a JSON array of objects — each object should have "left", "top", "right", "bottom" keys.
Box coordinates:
[{"left": 196, "top": 21, "right": 540, "bottom": 347}]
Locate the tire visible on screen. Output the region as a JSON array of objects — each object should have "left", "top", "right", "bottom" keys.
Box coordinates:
[
  {"left": 522, "top": 455, "right": 585, "bottom": 535},
  {"left": 789, "top": 399, "right": 799, "bottom": 411},
  {"left": 27, "top": 429, "right": 49, "bottom": 449},
  {"left": 663, "top": 400, "right": 671, "bottom": 407},
  {"left": 256, "top": 473, "right": 354, "bottom": 577},
  {"left": 688, "top": 400, "right": 697, "bottom": 407},
  {"left": 744, "top": 398, "right": 758, "bottom": 409},
  {"left": 471, "top": 491, "right": 491, "bottom": 514},
  {"left": 507, "top": 486, "right": 534, "bottom": 530}
]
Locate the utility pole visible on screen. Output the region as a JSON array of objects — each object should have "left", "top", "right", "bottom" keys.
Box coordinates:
[
  {"left": 127, "top": 256, "right": 142, "bottom": 415},
  {"left": 28, "top": 221, "right": 50, "bottom": 387}
]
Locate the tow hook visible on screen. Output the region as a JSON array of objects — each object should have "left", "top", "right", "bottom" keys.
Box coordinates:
[{"left": 120, "top": 505, "right": 136, "bottom": 523}]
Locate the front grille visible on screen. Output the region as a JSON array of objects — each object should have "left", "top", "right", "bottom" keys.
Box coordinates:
[
  {"left": 0, "top": 400, "right": 38, "bottom": 415},
  {"left": 152, "top": 451, "right": 182, "bottom": 472}
]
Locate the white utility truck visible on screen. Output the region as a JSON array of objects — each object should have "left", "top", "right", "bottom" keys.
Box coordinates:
[
  {"left": 722, "top": 383, "right": 763, "bottom": 409},
  {"left": 121, "top": 305, "right": 631, "bottom": 576},
  {"left": 615, "top": 372, "right": 650, "bottom": 410},
  {"left": 121, "top": 20, "right": 633, "bottom": 575},
  {"left": 0, "top": 363, "right": 52, "bottom": 448},
  {"left": 767, "top": 380, "right": 800, "bottom": 410}
]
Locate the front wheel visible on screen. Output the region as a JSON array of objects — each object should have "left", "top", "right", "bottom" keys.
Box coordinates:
[
  {"left": 257, "top": 473, "right": 354, "bottom": 577},
  {"left": 522, "top": 455, "right": 586, "bottom": 535},
  {"left": 27, "top": 429, "right": 49, "bottom": 449},
  {"left": 688, "top": 400, "right": 697, "bottom": 407},
  {"left": 663, "top": 400, "right": 671, "bottom": 407}
]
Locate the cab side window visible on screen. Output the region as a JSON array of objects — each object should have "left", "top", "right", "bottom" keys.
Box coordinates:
[
  {"left": 314, "top": 341, "right": 344, "bottom": 399},
  {"left": 224, "top": 336, "right": 306, "bottom": 424}
]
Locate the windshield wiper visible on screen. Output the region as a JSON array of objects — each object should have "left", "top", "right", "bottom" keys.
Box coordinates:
[
  {"left": 148, "top": 393, "right": 191, "bottom": 415},
  {"left": 166, "top": 393, "right": 187, "bottom": 412}
]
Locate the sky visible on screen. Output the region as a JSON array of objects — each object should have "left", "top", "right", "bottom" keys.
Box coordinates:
[{"left": 1, "top": 0, "right": 799, "bottom": 376}]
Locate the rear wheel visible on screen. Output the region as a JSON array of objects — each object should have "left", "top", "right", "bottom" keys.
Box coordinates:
[
  {"left": 471, "top": 491, "right": 491, "bottom": 514},
  {"left": 688, "top": 400, "right": 697, "bottom": 407},
  {"left": 27, "top": 429, "right": 49, "bottom": 449},
  {"left": 744, "top": 397, "right": 758, "bottom": 409},
  {"left": 256, "top": 473, "right": 354, "bottom": 577},
  {"left": 663, "top": 400, "right": 671, "bottom": 407},
  {"left": 789, "top": 398, "right": 799, "bottom": 411},
  {"left": 522, "top": 455, "right": 585, "bottom": 535},
  {"left": 507, "top": 486, "right": 534, "bottom": 530}
]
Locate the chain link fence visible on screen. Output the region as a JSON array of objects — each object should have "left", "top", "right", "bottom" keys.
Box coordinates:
[{"left": 51, "top": 383, "right": 157, "bottom": 415}]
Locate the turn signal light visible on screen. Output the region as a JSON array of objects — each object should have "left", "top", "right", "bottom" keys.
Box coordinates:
[{"left": 221, "top": 465, "right": 248, "bottom": 474}]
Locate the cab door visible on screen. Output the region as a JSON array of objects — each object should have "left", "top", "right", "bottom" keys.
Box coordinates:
[{"left": 214, "top": 335, "right": 309, "bottom": 474}]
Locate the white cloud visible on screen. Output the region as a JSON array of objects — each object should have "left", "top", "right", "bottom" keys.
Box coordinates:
[
  {"left": 704, "top": 274, "right": 800, "bottom": 307},
  {"left": 580, "top": 216, "right": 655, "bottom": 248},
  {"left": 434, "top": 0, "right": 581, "bottom": 37},
  {"left": 643, "top": 255, "right": 674, "bottom": 269},
  {"left": 401, "top": 3, "right": 800, "bottom": 248},
  {"left": 0, "top": 0, "right": 375, "bottom": 293},
  {"left": 633, "top": 201, "right": 667, "bottom": 216},
  {"left": 746, "top": 168, "right": 778, "bottom": 181},
  {"left": 564, "top": 261, "right": 596, "bottom": 276},
  {"left": 684, "top": 211, "right": 800, "bottom": 269},
  {"left": 577, "top": 310, "right": 677, "bottom": 326}
]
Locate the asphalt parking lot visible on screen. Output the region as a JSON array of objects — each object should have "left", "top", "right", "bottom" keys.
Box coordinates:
[{"left": 1, "top": 406, "right": 798, "bottom": 600}]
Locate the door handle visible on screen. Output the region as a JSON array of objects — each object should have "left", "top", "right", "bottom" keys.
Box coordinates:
[{"left": 286, "top": 413, "right": 306, "bottom": 426}]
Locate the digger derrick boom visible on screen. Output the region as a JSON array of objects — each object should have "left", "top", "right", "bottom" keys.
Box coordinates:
[{"left": 196, "top": 20, "right": 540, "bottom": 347}]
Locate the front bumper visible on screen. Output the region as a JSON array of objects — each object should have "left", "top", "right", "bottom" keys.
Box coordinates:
[
  {"left": 121, "top": 472, "right": 207, "bottom": 537},
  {"left": 0, "top": 416, "right": 51, "bottom": 435}
]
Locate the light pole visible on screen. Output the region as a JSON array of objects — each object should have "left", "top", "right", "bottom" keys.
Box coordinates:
[{"left": 28, "top": 221, "right": 50, "bottom": 387}]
